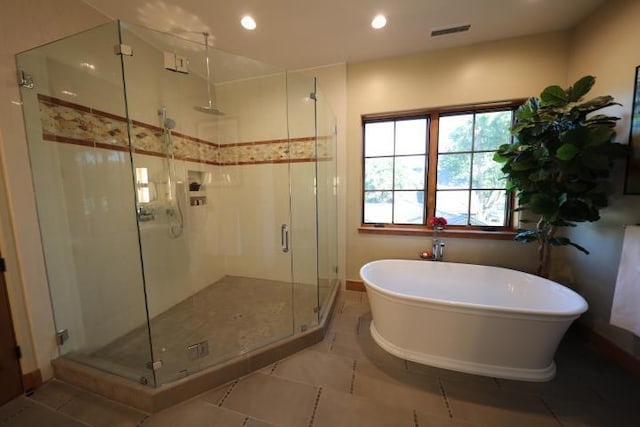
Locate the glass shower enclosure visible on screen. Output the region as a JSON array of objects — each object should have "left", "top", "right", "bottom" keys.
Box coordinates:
[{"left": 17, "top": 21, "right": 338, "bottom": 387}]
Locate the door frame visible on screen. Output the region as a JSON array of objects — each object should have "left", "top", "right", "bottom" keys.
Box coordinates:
[{"left": 0, "top": 255, "right": 23, "bottom": 404}]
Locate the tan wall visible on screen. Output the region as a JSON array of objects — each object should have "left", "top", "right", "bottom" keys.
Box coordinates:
[
  {"left": 0, "top": 0, "right": 110, "bottom": 379},
  {"left": 345, "top": 32, "right": 570, "bottom": 280},
  {"left": 564, "top": 0, "right": 640, "bottom": 357}
]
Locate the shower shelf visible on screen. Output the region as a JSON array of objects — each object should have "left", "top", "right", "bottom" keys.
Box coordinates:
[{"left": 189, "top": 194, "right": 206, "bottom": 206}]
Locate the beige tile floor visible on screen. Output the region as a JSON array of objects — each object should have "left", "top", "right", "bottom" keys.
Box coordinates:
[{"left": 2, "top": 289, "right": 640, "bottom": 426}]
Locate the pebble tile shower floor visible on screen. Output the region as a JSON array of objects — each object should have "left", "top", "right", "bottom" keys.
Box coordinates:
[{"left": 2, "top": 289, "right": 640, "bottom": 426}]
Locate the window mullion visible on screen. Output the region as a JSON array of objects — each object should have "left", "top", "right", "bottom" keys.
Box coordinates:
[
  {"left": 427, "top": 115, "right": 439, "bottom": 220},
  {"left": 391, "top": 121, "right": 396, "bottom": 223},
  {"left": 467, "top": 113, "right": 476, "bottom": 226}
]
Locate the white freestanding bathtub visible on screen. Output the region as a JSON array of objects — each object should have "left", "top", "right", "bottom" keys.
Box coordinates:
[{"left": 359, "top": 259, "right": 588, "bottom": 382}]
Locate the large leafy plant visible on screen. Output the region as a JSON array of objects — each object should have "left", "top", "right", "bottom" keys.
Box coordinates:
[{"left": 494, "top": 76, "right": 627, "bottom": 278}]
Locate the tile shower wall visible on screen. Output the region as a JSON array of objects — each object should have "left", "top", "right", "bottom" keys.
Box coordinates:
[{"left": 38, "top": 95, "right": 329, "bottom": 165}]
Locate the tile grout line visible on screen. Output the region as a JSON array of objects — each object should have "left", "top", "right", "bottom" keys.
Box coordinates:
[
  {"left": 0, "top": 400, "right": 33, "bottom": 425},
  {"left": 438, "top": 379, "right": 454, "bottom": 419},
  {"left": 217, "top": 380, "right": 239, "bottom": 407},
  {"left": 269, "top": 362, "right": 279, "bottom": 375},
  {"left": 328, "top": 332, "right": 337, "bottom": 352},
  {"left": 539, "top": 396, "right": 564, "bottom": 426},
  {"left": 307, "top": 387, "right": 323, "bottom": 427},
  {"left": 413, "top": 409, "right": 419, "bottom": 427},
  {"left": 355, "top": 316, "right": 361, "bottom": 335},
  {"left": 241, "top": 416, "right": 250, "bottom": 427},
  {"left": 493, "top": 377, "right": 501, "bottom": 389},
  {"left": 350, "top": 360, "right": 357, "bottom": 394},
  {"left": 136, "top": 414, "right": 150, "bottom": 426}
]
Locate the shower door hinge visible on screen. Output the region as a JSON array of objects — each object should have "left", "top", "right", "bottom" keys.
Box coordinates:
[
  {"left": 56, "top": 329, "right": 69, "bottom": 346},
  {"left": 313, "top": 306, "right": 320, "bottom": 314},
  {"left": 114, "top": 44, "right": 133, "bottom": 56},
  {"left": 309, "top": 92, "right": 317, "bottom": 101},
  {"left": 17, "top": 70, "right": 35, "bottom": 89},
  {"left": 147, "top": 360, "right": 163, "bottom": 371}
]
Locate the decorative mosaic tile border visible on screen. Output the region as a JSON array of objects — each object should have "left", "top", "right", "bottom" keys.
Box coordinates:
[{"left": 38, "top": 95, "right": 332, "bottom": 165}]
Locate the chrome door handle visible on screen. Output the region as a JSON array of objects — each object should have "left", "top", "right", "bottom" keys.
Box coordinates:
[{"left": 281, "top": 224, "right": 289, "bottom": 253}]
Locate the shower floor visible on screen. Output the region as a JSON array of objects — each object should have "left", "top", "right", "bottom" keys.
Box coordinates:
[{"left": 71, "top": 276, "right": 329, "bottom": 385}]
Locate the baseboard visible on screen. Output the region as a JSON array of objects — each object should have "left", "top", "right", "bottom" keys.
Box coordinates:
[
  {"left": 574, "top": 324, "right": 640, "bottom": 378},
  {"left": 22, "top": 369, "right": 43, "bottom": 392},
  {"left": 346, "top": 280, "right": 365, "bottom": 292}
]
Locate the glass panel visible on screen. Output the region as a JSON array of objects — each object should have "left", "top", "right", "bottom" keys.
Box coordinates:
[
  {"left": 365, "top": 157, "right": 393, "bottom": 190},
  {"left": 394, "top": 155, "right": 425, "bottom": 190},
  {"left": 395, "top": 119, "right": 427, "bottom": 155},
  {"left": 287, "top": 72, "right": 320, "bottom": 332},
  {"left": 364, "top": 191, "right": 392, "bottom": 223},
  {"left": 437, "top": 153, "right": 471, "bottom": 189},
  {"left": 364, "top": 122, "right": 394, "bottom": 157},
  {"left": 313, "top": 88, "right": 338, "bottom": 319},
  {"left": 438, "top": 114, "right": 473, "bottom": 152},
  {"left": 393, "top": 191, "right": 424, "bottom": 224},
  {"left": 120, "top": 22, "right": 294, "bottom": 385},
  {"left": 474, "top": 111, "right": 513, "bottom": 151},
  {"left": 436, "top": 191, "right": 470, "bottom": 225},
  {"left": 470, "top": 190, "right": 508, "bottom": 226},
  {"left": 472, "top": 152, "right": 506, "bottom": 188},
  {"left": 16, "top": 22, "right": 153, "bottom": 384}
]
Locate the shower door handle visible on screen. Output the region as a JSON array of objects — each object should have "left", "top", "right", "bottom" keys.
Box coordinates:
[{"left": 281, "top": 224, "right": 289, "bottom": 253}]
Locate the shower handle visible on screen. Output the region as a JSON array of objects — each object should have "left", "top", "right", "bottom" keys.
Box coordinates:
[{"left": 281, "top": 224, "right": 289, "bottom": 253}]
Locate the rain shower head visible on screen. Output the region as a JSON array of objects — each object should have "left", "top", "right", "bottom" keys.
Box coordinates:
[
  {"left": 194, "top": 103, "right": 224, "bottom": 115},
  {"left": 196, "top": 32, "right": 224, "bottom": 116}
]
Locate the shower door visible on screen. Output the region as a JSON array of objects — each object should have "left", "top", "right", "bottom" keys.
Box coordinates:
[{"left": 118, "top": 22, "right": 311, "bottom": 385}]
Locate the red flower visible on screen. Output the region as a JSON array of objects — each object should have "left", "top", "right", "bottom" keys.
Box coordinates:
[{"left": 428, "top": 216, "right": 447, "bottom": 229}]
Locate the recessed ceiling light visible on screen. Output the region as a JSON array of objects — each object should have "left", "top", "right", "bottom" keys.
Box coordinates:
[
  {"left": 371, "top": 14, "right": 387, "bottom": 29},
  {"left": 241, "top": 15, "right": 256, "bottom": 30}
]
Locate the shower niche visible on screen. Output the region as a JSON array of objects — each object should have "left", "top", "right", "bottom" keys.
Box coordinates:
[
  {"left": 187, "top": 170, "right": 207, "bottom": 206},
  {"left": 16, "top": 20, "right": 338, "bottom": 410}
]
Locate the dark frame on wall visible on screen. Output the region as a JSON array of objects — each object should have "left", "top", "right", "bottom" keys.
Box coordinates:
[{"left": 624, "top": 65, "right": 640, "bottom": 194}]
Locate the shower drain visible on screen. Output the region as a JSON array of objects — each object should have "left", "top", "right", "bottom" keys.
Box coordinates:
[{"left": 232, "top": 313, "right": 244, "bottom": 320}]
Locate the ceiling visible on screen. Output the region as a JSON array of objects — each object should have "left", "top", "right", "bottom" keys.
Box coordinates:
[{"left": 83, "top": 0, "right": 605, "bottom": 71}]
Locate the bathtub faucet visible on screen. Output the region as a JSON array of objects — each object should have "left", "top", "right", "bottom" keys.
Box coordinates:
[{"left": 432, "top": 239, "right": 445, "bottom": 261}]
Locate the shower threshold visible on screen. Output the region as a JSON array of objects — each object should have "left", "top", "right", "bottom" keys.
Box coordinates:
[{"left": 51, "top": 279, "right": 339, "bottom": 412}]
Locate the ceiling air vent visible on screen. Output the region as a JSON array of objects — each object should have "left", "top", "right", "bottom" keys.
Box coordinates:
[{"left": 431, "top": 24, "right": 471, "bottom": 37}]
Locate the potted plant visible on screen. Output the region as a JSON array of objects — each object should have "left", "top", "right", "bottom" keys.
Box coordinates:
[{"left": 494, "top": 76, "right": 627, "bottom": 278}]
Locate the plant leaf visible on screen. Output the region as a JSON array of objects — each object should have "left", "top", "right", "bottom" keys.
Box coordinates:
[
  {"left": 567, "top": 76, "right": 595, "bottom": 102},
  {"left": 556, "top": 143, "right": 580, "bottom": 160},
  {"left": 586, "top": 127, "right": 615, "bottom": 146},
  {"left": 540, "top": 85, "right": 569, "bottom": 106}
]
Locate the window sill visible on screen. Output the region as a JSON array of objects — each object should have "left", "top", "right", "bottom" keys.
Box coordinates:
[{"left": 358, "top": 225, "right": 516, "bottom": 240}]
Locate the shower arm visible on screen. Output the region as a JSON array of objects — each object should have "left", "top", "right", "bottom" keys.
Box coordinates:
[{"left": 203, "top": 32, "right": 213, "bottom": 109}]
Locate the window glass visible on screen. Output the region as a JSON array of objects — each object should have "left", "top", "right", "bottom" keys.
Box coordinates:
[
  {"left": 364, "top": 191, "right": 392, "bottom": 223},
  {"left": 437, "top": 153, "right": 471, "bottom": 189},
  {"left": 394, "top": 155, "right": 425, "bottom": 190},
  {"left": 474, "top": 111, "right": 512, "bottom": 151},
  {"left": 393, "top": 191, "right": 424, "bottom": 224},
  {"left": 364, "top": 157, "right": 393, "bottom": 190},
  {"left": 435, "top": 191, "right": 469, "bottom": 225},
  {"left": 438, "top": 115, "right": 473, "bottom": 153},
  {"left": 364, "top": 122, "right": 394, "bottom": 157},
  {"left": 395, "top": 119, "right": 427, "bottom": 155}
]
